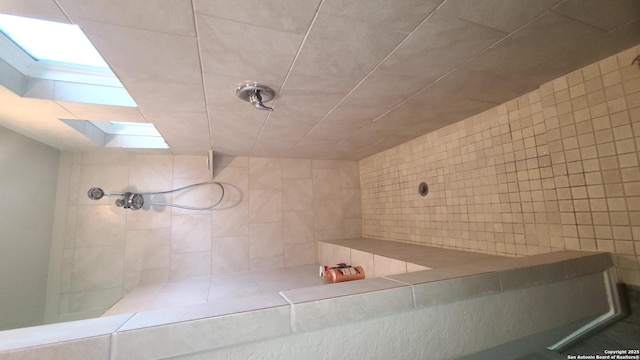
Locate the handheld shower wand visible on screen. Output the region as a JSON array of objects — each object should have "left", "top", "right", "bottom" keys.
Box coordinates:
[{"left": 87, "top": 181, "right": 225, "bottom": 211}]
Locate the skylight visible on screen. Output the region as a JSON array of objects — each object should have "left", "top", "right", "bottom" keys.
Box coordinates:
[
  {"left": 0, "top": 14, "right": 108, "bottom": 68},
  {"left": 93, "top": 121, "right": 164, "bottom": 137},
  {"left": 0, "top": 14, "right": 164, "bottom": 149},
  {"left": 61, "top": 119, "right": 169, "bottom": 149},
  {"left": 0, "top": 13, "right": 136, "bottom": 107}
]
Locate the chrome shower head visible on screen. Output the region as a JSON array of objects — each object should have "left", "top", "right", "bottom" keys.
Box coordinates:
[
  {"left": 87, "top": 187, "right": 105, "bottom": 200},
  {"left": 236, "top": 83, "right": 275, "bottom": 111},
  {"left": 115, "top": 192, "right": 144, "bottom": 210}
]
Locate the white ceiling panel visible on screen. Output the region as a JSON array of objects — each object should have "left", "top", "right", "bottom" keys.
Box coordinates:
[
  {"left": 462, "top": 11, "right": 605, "bottom": 75},
  {"left": 57, "top": 0, "right": 196, "bottom": 36},
  {"left": 553, "top": 0, "right": 640, "bottom": 32},
  {"left": 437, "top": 0, "right": 561, "bottom": 33},
  {"left": 379, "top": 13, "right": 506, "bottom": 79},
  {"left": 0, "top": 0, "right": 69, "bottom": 23},
  {"left": 292, "top": 12, "right": 407, "bottom": 81},
  {"left": 277, "top": 71, "right": 355, "bottom": 121},
  {"left": 119, "top": 79, "right": 206, "bottom": 113},
  {"left": 79, "top": 21, "right": 202, "bottom": 85},
  {"left": 147, "top": 111, "right": 210, "bottom": 154},
  {"left": 543, "top": 19, "right": 640, "bottom": 73},
  {"left": 197, "top": 15, "right": 303, "bottom": 84},
  {"left": 194, "top": 0, "right": 320, "bottom": 35},
  {"left": 320, "top": 0, "right": 442, "bottom": 33},
  {"left": 1, "top": 1, "right": 639, "bottom": 159}
]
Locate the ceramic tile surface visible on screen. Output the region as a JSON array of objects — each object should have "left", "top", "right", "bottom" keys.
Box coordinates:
[
  {"left": 103, "top": 264, "right": 326, "bottom": 316},
  {"left": 55, "top": 151, "right": 339, "bottom": 325},
  {"left": 360, "top": 46, "right": 640, "bottom": 286},
  {"left": 3, "top": 2, "right": 638, "bottom": 157}
]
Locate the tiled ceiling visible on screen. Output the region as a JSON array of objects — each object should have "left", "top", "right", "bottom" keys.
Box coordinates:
[{"left": 1, "top": 0, "right": 639, "bottom": 159}]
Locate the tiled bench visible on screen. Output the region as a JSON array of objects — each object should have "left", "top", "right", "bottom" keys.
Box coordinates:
[
  {"left": 318, "top": 237, "right": 506, "bottom": 278},
  {"left": 318, "top": 241, "right": 431, "bottom": 277},
  {"left": 0, "top": 249, "right": 618, "bottom": 359}
]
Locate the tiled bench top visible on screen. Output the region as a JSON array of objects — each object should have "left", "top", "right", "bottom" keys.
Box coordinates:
[
  {"left": 321, "top": 237, "right": 506, "bottom": 268},
  {"left": 0, "top": 242, "right": 614, "bottom": 359}
]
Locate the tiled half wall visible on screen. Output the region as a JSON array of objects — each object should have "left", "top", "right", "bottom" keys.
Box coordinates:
[
  {"left": 47, "top": 153, "right": 361, "bottom": 322},
  {"left": 360, "top": 45, "right": 640, "bottom": 286}
]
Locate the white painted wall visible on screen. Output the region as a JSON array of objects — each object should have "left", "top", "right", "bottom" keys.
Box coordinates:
[{"left": 0, "top": 126, "right": 59, "bottom": 330}]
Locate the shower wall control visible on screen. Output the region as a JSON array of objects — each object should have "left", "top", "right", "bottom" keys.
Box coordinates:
[{"left": 87, "top": 181, "right": 225, "bottom": 211}]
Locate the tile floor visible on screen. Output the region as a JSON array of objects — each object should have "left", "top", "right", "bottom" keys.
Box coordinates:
[{"left": 102, "top": 264, "right": 327, "bottom": 316}]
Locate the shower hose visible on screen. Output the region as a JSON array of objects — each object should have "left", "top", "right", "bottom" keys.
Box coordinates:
[{"left": 87, "top": 181, "right": 225, "bottom": 211}]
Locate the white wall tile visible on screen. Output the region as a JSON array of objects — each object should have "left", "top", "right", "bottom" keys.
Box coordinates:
[
  {"left": 314, "top": 198, "right": 343, "bottom": 230},
  {"left": 75, "top": 205, "right": 126, "bottom": 247},
  {"left": 312, "top": 168, "right": 341, "bottom": 200},
  {"left": 283, "top": 210, "right": 314, "bottom": 244},
  {"left": 339, "top": 161, "right": 360, "bottom": 188},
  {"left": 250, "top": 255, "right": 284, "bottom": 271},
  {"left": 214, "top": 166, "right": 249, "bottom": 206},
  {"left": 284, "top": 242, "right": 316, "bottom": 267},
  {"left": 249, "top": 157, "right": 281, "bottom": 189},
  {"left": 170, "top": 178, "right": 213, "bottom": 215},
  {"left": 129, "top": 154, "right": 173, "bottom": 191},
  {"left": 318, "top": 242, "right": 333, "bottom": 265},
  {"left": 333, "top": 245, "right": 351, "bottom": 264},
  {"left": 343, "top": 218, "right": 363, "bottom": 238},
  {"left": 211, "top": 236, "right": 250, "bottom": 274},
  {"left": 282, "top": 158, "right": 312, "bottom": 179},
  {"left": 53, "top": 151, "right": 364, "bottom": 322},
  {"left": 373, "top": 255, "right": 407, "bottom": 277},
  {"left": 282, "top": 179, "right": 313, "bottom": 210},
  {"left": 171, "top": 214, "right": 212, "bottom": 253},
  {"left": 174, "top": 155, "right": 210, "bottom": 179},
  {"left": 125, "top": 206, "right": 172, "bottom": 230},
  {"left": 71, "top": 246, "right": 124, "bottom": 291},
  {"left": 249, "top": 189, "right": 283, "bottom": 223},
  {"left": 250, "top": 222, "right": 284, "bottom": 258},
  {"left": 68, "top": 287, "right": 122, "bottom": 313},
  {"left": 170, "top": 252, "right": 211, "bottom": 280},
  {"left": 351, "top": 249, "right": 374, "bottom": 278},
  {"left": 341, "top": 188, "right": 362, "bottom": 218},
  {"left": 212, "top": 201, "right": 249, "bottom": 236}
]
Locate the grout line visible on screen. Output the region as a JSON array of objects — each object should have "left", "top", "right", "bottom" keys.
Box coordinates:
[
  {"left": 51, "top": 0, "right": 73, "bottom": 23},
  {"left": 364, "top": 9, "right": 557, "bottom": 126},
  {"left": 249, "top": 0, "right": 325, "bottom": 156},
  {"left": 190, "top": 0, "right": 215, "bottom": 151},
  {"left": 292, "top": 0, "right": 449, "bottom": 145},
  {"left": 297, "top": 3, "right": 557, "bottom": 153},
  {"left": 109, "top": 312, "right": 137, "bottom": 360},
  {"left": 278, "top": 291, "right": 297, "bottom": 332},
  {"left": 381, "top": 276, "right": 417, "bottom": 308}
]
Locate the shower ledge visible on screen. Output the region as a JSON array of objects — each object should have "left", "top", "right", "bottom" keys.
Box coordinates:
[
  {"left": 318, "top": 237, "right": 507, "bottom": 278},
  {"left": 0, "top": 250, "right": 617, "bottom": 359}
]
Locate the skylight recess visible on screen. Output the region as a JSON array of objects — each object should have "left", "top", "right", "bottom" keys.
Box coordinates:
[
  {"left": 0, "top": 14, "right": 108, "bottom": 68},
  {"left": 61, "top": 119, "right": 169, "bottom": 149},
  {"left": 95, "top": 121, "right": 164, "bottom": 137}
]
